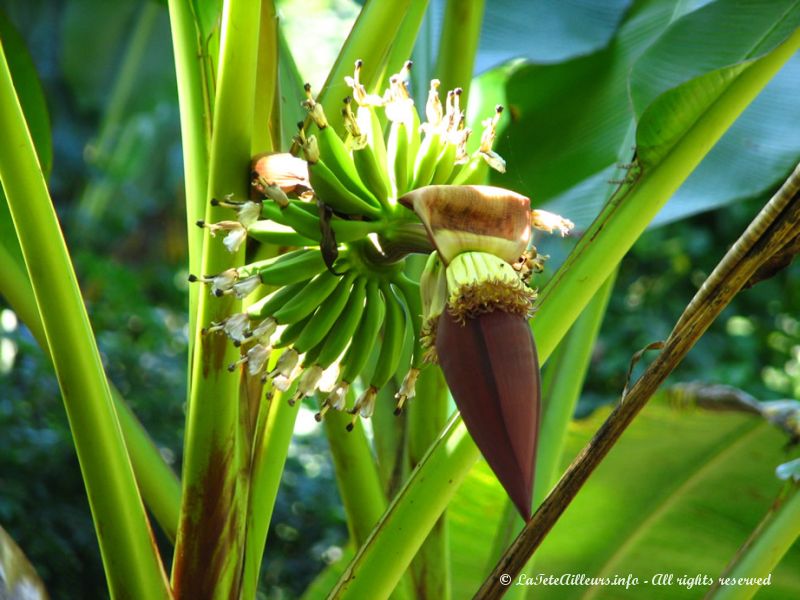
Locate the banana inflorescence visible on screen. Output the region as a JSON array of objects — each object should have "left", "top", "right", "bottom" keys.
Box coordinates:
[{"left": 188, "top": 58, "right": 572, "bottom": 441}]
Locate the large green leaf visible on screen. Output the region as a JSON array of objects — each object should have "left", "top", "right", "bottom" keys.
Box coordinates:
[
  {"left": 632, "top": 0, "right": 800, "bottom": 166},
  {"left": 651, "top": 53, "right": 800, "bottom": 227},
  {"left": 446, "top": 397, "right": 800, "bottom": 598},
  {"left": 495, "top": 0, "right": 678, "bottom": 221},
  {"left": 496, "top": 0, "right": 800, "bottom": 230}
]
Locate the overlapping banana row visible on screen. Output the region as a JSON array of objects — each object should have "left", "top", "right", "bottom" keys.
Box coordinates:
[{"left": 191, "top": 238, "right": 425, "bottom": 429}]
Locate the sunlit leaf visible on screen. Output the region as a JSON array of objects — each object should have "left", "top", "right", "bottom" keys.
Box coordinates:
[
  {"left": 446, "top": 397, "right": 800, "bottom": 598},
  {"left": 494, "top": 0, "right": 800, "bottom": 232},
  {"left": 495, "top": 0, "right": 677, "bottom": 217},
  {"left": 632, "top": 0, "right": 800, "bottom": 166}
]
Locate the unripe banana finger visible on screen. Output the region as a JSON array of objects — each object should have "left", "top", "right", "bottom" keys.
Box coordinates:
[
  {"left": 272, "top": 269, "right": 344, "bottom": 324},
  {"left": 338, "top": 278, "right": 386, "bottom": 384},
  {"left": 309, "top": 160, "right": 383, "bottom": 218},
  {"left": 247, "top": 221, "right": 317, "bottom": 247},
  {"left": 274, "top": 313, "right": 314, "bottom": 348},
  {"left": 369, "top": 282, "right": 407, "bottom": 390},
  {"left": 240, "top": 249, "right": 327, "bottom": 286},
  {"left": 358, "top": 106, "right": 392, "bottom": 200},
  {"left": 315, "top": 276, "right": 368, "bottom": 369},
  {"left": 450, "top": 155, "right": 488, "bottom": 186},
  {"left": 316, "top": 125, "right": 381, "bottom": 207},
  {"left": 247, "top": 279, "right": 308, "bottom": 319},
  {"left": 329, "top": 218, "right": 384, "bottom": 243},
  {"left": 353, "top": 146, "right": 391, "bottom": 210},
  {"left": 293, "top": 272, "right": 357, "bottom": 354},
  {"left": 407, "top": 106, "right": 421, "bottom": 174},
  {"left": 388, "top": 120, "right": 410, "bottom": 197},
  {"left": 267, "top": 201, "right": 323, "bottom": 241},
  {"left": 431, "top": 141, "right": 457, "bottom": 184},
  {"left": 394, "top": 274, "right": 424, "bottom": 370},
  {"left": 412, "top": 130, "right": 444, "bottom": 189}
]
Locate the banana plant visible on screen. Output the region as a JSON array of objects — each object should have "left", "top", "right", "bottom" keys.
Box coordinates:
[{"left": 1, "top": 0, "right": 800, "bottom": 598}]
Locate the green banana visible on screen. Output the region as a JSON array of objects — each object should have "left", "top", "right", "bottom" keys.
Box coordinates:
[
  {"left": 261, "top": 200, "right": 321, "bottom": 240},
  {"left": 274, "top": 313, "right": 314, "bottom": 348},
  {"left": 431, "top": 140, "right": 457, "bottom": 184},
  {"left": 387, "top": 120, "right": 410, "bottom": 197},
  {"left": 450, "top": 155, "right": 488, "bottom": 185},
  {"left": 406, "top": 105, "right": 421, "bottom": 176},
  {"left": 353, "top": 105, "right": 392, "bottom": 208},
  {"left": 329, "top": 218, "right": 384, "bottom": 243},
  {"left": 316, "top": 124, "right": 381, "bottom": 207},
  {"left": 247, "top": 220, "right": 317, "bottom": 247},
  {"left": 314, "top": 276, "right": 368, "bottom": 369},
  {"left": 262, "top": 198, "right": 384, "bottom": 243},
  {"left": 292, "top": 272, "right": 357, "bottom": 354},
  {"left": 271, "top": 269, "right": 344, "bottom": 324},
  {"left": 246, "top": 279, "right": 308, "bottom": 319},
  {"left": 239, "top": 248, "right": 327, "bottom": 286},
  {"left": 353, "top": 145, "right": 390, "bottom": 208},
  {"left": 412, "top": 128, "right": 444, "bottom": 189},
  {"left": 337, "top": 278, "right": 385, "bottom": 384},
  {"left": 308, "top": 160, "right": 383, "bottom": 218},
  {"left": 369, "top": 282, "right": 407, "bottom": 390},
  {"left": 394, "top": 274, "right": 424, "bottom": 370}
]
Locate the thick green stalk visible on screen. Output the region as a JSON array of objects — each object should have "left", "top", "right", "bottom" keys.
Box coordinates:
[
  {"left": 0, "top": 224, "right": 181, "bottom": 542},
  {"left": 330, "top": 413, "right": 478, "bottom": 600},
  {"left": 407, "top": 366, "right": 451, "bottom": 600},
  {"left": 328, "top": 27, "right": 800, "bottom": 599},
  {"left": 167, "top": 0, "right": 211, "bottom": 382},
  {"left": 535, "top": 271, "right": 616, "bottom": 505},
  {"left": 252, "top": 0, "right": 277, "bottom": 154},
  {"left": 708, "top": 482, "right": 800, "bottom": 600},
  {"left": 326, "top": 409, "right": 417, "bottom": 600},
  {"left": 0, "top": 39, "right": 170, "bottom": 599},
  {"left": 376, "top": 0, "right": 431, "bottom": 94},
  {"left": 434, "top": 0, "right": 485, "bottom": 103},
  {"left": 240, "top": 390, "right": 300, "bottom": 599},
  {"left": 324, "top": 409, "right": 389, "bottom": 545},
  {"left": 371, "top": 384, "right": 410, "bottom": 497},
  {"left": 170, "top": 0, "right": 261, "bottom": 596},
  {"left": 317, "top": 0, "right": 412, "bottom": 132}
]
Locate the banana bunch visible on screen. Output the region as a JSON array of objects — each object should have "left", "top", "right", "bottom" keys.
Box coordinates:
[{"left": 188, "top": 58, "right": 514, "bottom": 428}]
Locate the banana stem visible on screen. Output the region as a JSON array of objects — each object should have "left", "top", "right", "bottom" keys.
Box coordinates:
[
  {"left": 167, "top": 0, "right": 211, "bottom": 390},
  {"left": 435, "top": 0, "right": 485, "bottom": 103},
  {"left": 170, "top": 0, "right": 262, "bottom": 596},
  {"left": 0, "top": 39, "right": 170, "bottom": 598},
  {"left": 240, "top": 388, "right": 301, "bottom": 599}
]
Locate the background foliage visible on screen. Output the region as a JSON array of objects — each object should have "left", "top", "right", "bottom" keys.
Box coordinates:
[{"left": 1, "top": 0, "right": 799, "bottom": 598}]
